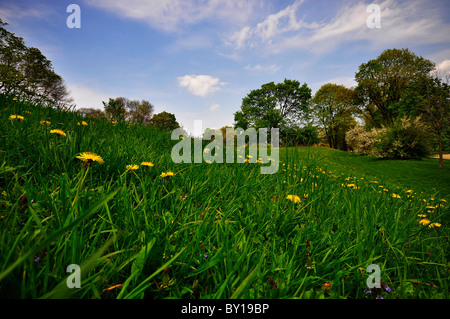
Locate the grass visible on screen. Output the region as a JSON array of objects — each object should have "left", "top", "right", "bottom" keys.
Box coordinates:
[{"left": 0, "top": 95, "right": 449, "bottom": 299}]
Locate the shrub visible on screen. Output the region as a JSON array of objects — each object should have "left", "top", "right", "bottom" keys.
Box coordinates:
[
  {"left": 345, "top": 117, "right": 430, "bottom": 159},
  {"left": 373, "top": 117, "right": 429, "bottom": 160}
]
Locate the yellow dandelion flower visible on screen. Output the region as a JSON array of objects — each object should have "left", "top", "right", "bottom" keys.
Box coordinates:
[
  {"left": 141, "top": 162, "right": 154, "bottom": 167},
  {"left": 406, "top": 190, "right": 414, "bottom": 194},
  {"left": 419, "top": 218, "right": 430, "bottom": 226},
  {"left": 392, "top": 193, "right": 401, "bottom": 199},
  {"left": 77, "top": 121, "right": 88, "bottom": 126},
  {"left": 126, "top": 164, "right": 139, "bottom": 171},
  {"left": 13, "top": 97, "right": 17, "bottom": 101},
  {"left": 417, "top": 214, "right": 427, "bottom": 218},
  {"left": 426, "top": 206, "right": 436, "bottom": 210},
  {"left": 160, "top": 171, "right": 174, "bottom": 178},
  {"left": 347, "top": 183, "right": 357, "bottom": 188},
  {"left": 9, "top": 114, "right": 24, "bottom": 121},
  {"left": 76, "top": 152, "right": 104, "bottom": 165},
  {"left": 440, "top": 199, "right": 447, "bottom": 203},
  {"left": 40, "top": 120, "right": 51, "bottom": 125},
  {"left": 180, "top": 136, "right": 184, "bottom": 139},
  {"left": 286, "top": 195, "right": 301, "bottom": 203},
  {"left": 50, "top": 129, "right": 66, "bottom": 136},
  {"left": 428, "top": 223, "right": 441, "bottom": 228}
]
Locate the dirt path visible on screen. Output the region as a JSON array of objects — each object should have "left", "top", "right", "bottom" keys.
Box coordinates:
[{"left": 430, "top": 154, "right": 450, "bottom": 160}]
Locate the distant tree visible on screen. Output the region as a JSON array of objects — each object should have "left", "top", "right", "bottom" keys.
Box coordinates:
[
  {"left": 77, "top": 107, "right": 105, "bottom": 119},
  {"left": 127, "top": 100, "right": 154, "bottom": 125},
  {"left": 102, "top": 98, "right": 126, "bottom": 121},
  {"left": 149, "top": 111, "right": 179, "bottom": 131},
  {"left": 311, "top": 83, "right": 357, "bottom": 149},
  {"left": 234, "top": 79, "right": 311, "bottom": 132},
  {"left": 355, "top": 48, "right": 435, "bottom": 127}
]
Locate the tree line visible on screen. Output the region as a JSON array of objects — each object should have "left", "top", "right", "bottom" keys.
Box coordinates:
[
  {"left": 233, "top": 48, "right": 449, "bottom": 168},
  {"left": 78, "top": 97, "right": 180, "bottom": 131}
]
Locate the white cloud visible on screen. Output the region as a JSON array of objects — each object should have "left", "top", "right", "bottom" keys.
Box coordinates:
[
  {"left": 177, "top": 75, "right": 226, "bottom": 97},
  {"left": 229, "top": 0, "right": 450, "bottom": 54},
  {"left": 85, "top": 0, "right": 262, "bottom": 32},
  {"left": 67, "top": 83, "right": 111, "bottom": 110},
  {"left": 435, "top": 60, "right": 450, "bottom": 74},
  {"left": 245, "top": 63, "right": 281, "bottom": 73},
  {"left": 209, "top": 103, "right": 220, "bottom": 111}
]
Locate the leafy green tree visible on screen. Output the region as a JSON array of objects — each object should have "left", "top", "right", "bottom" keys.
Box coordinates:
[
  {"left": 355, "top": 48, "right": 435, "bottom": 127},
  {"left": 408, "top": 72, "right": 450, "bottom": 168},
  {"left": 149, "top": 111, "right": 180, "bottom": 131},
  {"left": 233, "top": 79, "right": 311, "bottom": 132},
  {"left": 102, "top": 98, "right": 126, "bottom": 121},
  {"left": 0, "top": 19, "right": 72, "bottom": 106},
  {"left": 311, "top": 83, "right": 357, "bottom": 149}
]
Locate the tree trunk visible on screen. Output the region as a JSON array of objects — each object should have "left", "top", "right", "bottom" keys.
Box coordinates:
[{"left": 438, "top": 132, "right": 444, "bottom": 169}]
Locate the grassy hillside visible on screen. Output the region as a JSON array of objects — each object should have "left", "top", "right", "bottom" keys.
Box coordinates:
[{"left": 0, "top": 95, "right": 448, "bottom": 299}]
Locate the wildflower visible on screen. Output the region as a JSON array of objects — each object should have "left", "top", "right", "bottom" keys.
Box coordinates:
[
  {"left": 419, "top": 218, "right": 430, "bottom": 226},
  {"left": 13, "top": 98, "right": 17, "bottom": 101},
  {"left": 440, "top": 199, "right": 447, "bottom": 203},
  {"left": 111, "top": 121, "right": 116, "bottom": 125},
  {"left": 406, "top": 190, "right": 414, "bottom": 194},
  {"left": 50, "top": 129, "right": 66, "bottom": 136},
  {"left": 426, "top": 206, "right": 436, "bottom": 210},
  {"left": 160, "top": 171, "right": 174, "bottom": 178},
  {"left": 180, "top": 136, "right": 184, "bottom": 140},
  {"left": 347, "top": 183, "right": 356, "bottom": 188},
  {"left": 126, "top": 164, "right": 139, "bottom": 171},
  {"left": 417, "top": 214, "right": 427, "bottom": 218},
  {"left": 40, "top": 120, "right": 51, "bottom": 125},
  {"left": 392, "top": 193, "right": 401, "bottom": 199},
  {"left": 323, "top": 282, "right": 332, "bottom": 290},
  {"left": 77, "top": 121, "right": 88, "bottom": 126},
  {"left": 141, "top": 161, "right": 154, "bottom": 167},
  {"left": 76, "top": 152, "right": 104, "bottom": 165},
  {"left": 428, "top": 223, "right": 441, "bottom": 228},
  {"left": 286, "top": 195, "right": 301, "bottom": 203},
  {"left": 9, "top": 114, "right": 24, "bottom": 121}
]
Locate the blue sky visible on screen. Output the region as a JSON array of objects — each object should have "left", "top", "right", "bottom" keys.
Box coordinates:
[{"left": 1, "top": 0, "right": 449, "bottom": 135}]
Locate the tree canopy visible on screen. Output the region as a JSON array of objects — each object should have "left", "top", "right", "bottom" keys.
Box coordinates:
[
  {"left": 355, "top": 48, "right": 435, "bottom": 127},
  {"left": 0, "top": 19, "right": 72, "bottom": 106},
  {"left": 233, "top": 79, "right": 311, "bottom": 131},
  {"left": 311, "top": 83, "right": 357, "bottom": 149}
]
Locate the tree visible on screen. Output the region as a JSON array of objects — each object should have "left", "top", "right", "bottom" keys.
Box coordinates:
[
  {"left": 0, "top": 19, "right": 73, "bottom": 106},
  {"left": 311, "top": 83, "right": 357, "bottom": 150},
  {"left": 102, "top": 98, "right": 126, "bottom": 121},
  {"left": 233, "top": 79, "right": 311, "bottom": 131},
  {"left": 355, "top": 48, "right": 435, "bottom": 127},
  {"left": 127, "top": 100, "right": 154, "bottom": 125},
  {"left": 409, "top": 71, "right": 450, "bottom": 168},
  {"left": 77, "top": 108, "right": 105, "bottom": 120},
  {"left": 149, "top": 111, "right": 179, "bottom": 131}
]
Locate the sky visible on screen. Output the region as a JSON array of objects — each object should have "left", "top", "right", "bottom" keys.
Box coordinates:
[{"left": 1, "top": 0, "right": 449, "bottom": 136}]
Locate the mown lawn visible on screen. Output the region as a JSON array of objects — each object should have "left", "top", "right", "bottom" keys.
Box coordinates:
[{"left": 283, "top": 147, "right": 450, "bottom": 201}]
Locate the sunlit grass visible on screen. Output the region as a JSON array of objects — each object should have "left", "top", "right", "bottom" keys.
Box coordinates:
[{"left": 0, "top": 95, "right": 448, "bottom": 299}]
